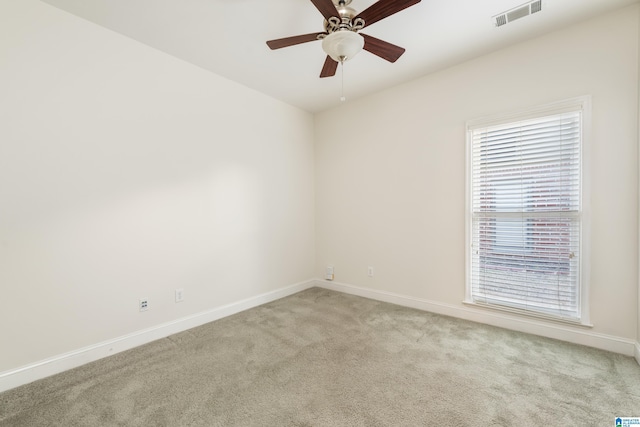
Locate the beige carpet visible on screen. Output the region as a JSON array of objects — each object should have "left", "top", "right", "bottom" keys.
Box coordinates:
[{"left": 1, "top": 287, "right": 639, "bottom": 426}]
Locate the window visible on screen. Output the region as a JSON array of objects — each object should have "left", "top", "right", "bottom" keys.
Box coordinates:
[{"left": 466, "top": 98, "right": 589, "bottom": 323}]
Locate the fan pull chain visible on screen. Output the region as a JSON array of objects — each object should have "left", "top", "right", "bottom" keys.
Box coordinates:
[{"left": 340, "top": 60, "right": 346, "bottom": 102}]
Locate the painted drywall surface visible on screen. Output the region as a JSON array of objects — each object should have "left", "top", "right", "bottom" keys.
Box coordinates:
[
  {"left": 0, "top": 0, "right": 315, "bottom": 372},
  {"left": 315, "top": 5, "right": 639, "bottom": 340}
]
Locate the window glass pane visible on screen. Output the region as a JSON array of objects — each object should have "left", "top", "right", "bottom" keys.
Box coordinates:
[{"left": 469, "top": 109, "right": 581, "bottom": 320}]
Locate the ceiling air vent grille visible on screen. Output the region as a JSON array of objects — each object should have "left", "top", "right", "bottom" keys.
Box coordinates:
[
  {"left": 530, "top": 0, "right": 542, "bottom": 13},
  {"left": 494, "top": 0, "right": 542, "bottom": 27}
]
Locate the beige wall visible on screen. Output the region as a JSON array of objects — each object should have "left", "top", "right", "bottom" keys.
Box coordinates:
[
  {"left": 0, "top": 0, "right": 315, "bottom": 372},
  {"left": 316, "top": 5, "right": 639, "bottom": 342}
]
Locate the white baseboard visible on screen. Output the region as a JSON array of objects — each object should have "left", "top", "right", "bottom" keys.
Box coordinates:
[
  {"left": 0, "top": 279, "right": 316, "bottom": 393},
  {"left": 316, "top": 279, "right": 638, "bottom": 358}
]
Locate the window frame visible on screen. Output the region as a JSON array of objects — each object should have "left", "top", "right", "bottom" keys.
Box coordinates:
[{"left": 464, "top": 97, "right": 591, "bottom": 326}]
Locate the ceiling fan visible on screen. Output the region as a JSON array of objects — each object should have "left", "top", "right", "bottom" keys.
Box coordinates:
[{"left": 266, "top": 0, "right": 421, "bottom": 78}]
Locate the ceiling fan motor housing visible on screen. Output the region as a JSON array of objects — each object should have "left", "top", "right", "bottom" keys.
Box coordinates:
[{"left": 324, "top": 4, "right": 362, "bottom": 33}]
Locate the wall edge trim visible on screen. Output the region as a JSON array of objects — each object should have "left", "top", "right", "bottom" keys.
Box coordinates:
[
  {"left": 0, "top": 279, "right": 316, "bottom": 393},
  {"left": 315, "top": 279, "right": 637, "bottom": 357}
]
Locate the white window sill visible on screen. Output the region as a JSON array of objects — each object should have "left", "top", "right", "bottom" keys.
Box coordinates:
[{"left": 463, "top": 299, "right": 594, "bottom": 328}]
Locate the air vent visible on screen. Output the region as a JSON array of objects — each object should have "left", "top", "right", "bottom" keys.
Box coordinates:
[
  {"left": 494, "top": 0, "right": 542, "bottom": 27},
  {"left": 530, "top": 0, "right": 542, "bottom": 13}
]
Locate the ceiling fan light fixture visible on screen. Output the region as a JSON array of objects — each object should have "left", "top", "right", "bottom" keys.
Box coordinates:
[{"left": 321, "top": 30, "right": 364, "bottom": 62}]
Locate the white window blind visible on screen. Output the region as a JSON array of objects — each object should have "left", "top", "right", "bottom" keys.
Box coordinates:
[{"left": 469, "top": 107, "right": 582, "bottom": 320}]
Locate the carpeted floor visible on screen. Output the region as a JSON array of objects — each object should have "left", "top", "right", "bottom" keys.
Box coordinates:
[{"left": 1, "top": 287, "right": 639, "bottom": 426}]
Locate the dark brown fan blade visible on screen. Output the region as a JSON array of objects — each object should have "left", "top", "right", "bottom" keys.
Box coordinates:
[
  {"left": 320, "top": 55, "right": 338, "bottom": 78},
  {"left": 267, "top": 33, "right": 325, "bottom": 50},
  {"left": 310, "top": 0, "right": 339, "bottom": 20},
  {"left": 355, "top": 0, "right": 421, "bottom": 28},
  {"left": 361, "top": 33, "right": 405, "bottom": 63}
]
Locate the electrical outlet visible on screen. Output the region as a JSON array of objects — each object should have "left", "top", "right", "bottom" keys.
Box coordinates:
[
  {"left": 325, "top": 266, "right": 334, "bottom": 281},
  {"left": 367, "top": 266, "right": 374, "bottom": 277},
  {"left": 139, "top": 298, "right": 149, "bottom": 312},
  {"left": 175, "top": 288, "right": 184, "bottom": 303}
]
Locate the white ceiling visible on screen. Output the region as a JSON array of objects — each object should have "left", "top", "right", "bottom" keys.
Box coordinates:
[{"left": 41, "top": 0, "right": 638, "bottom": 113}]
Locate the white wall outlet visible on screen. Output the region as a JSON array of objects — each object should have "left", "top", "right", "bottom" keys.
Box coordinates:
[
  {"left": 139, "top": 298, "right": 149, "bottom": 312},
  {"left": 325, "top": 266, "right": 334, "bottom": 281},
  {"left": 175, "top": 288, "right": 184, "bottom": 303},
  {"left": 367, "top": 266, "right": 374, "bottom": 277}
]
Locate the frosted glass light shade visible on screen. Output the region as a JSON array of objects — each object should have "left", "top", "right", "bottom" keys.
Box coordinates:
[{"left": 322, "top": 30, "right": 364, "bottom": 62}]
